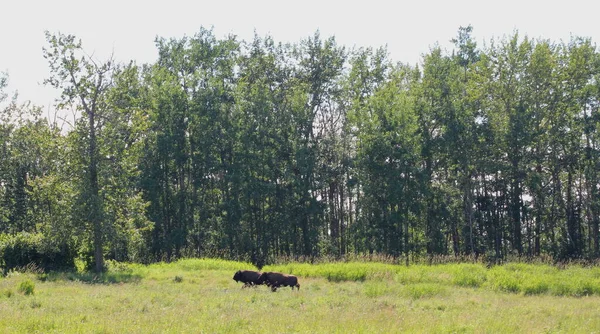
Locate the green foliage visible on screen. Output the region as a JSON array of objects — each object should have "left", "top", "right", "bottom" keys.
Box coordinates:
[
  {"left": 521, "top": 277, "right": 550, "bottom": 295},
  {"left": 2, "top": 26, "right": 600, "bottom": 266},
  {"left": 263, "top": 260, "right": 600, "bottom": 297},
  {"left": 264, "top": 262, "right": 394, "bottom": 282},
  {"left": 450, "top": 264, "right": 487, "bottom": 287},
  {"left": 0, "top": 232, "right": 74, "bottom": 271},
  {"left": 43, "top": 270, "right": 141, "bottom": 285},
  {"left": 17, "top": 279, "right": 35, "bottom": 295},
  {"left": 0, "top": 233, "right": 41, "bottom": 270},
  {"left": 475, "top": 263, "right": 600, "bottom": 296},
  {"left": 104, "top": 259, "right": 131, "bottom": 273},
  {"left": 486, "top": 267, "right": 522, "bottom": 293},
  {"left": 171, "top": 258, "right": 253, "bottom": 272}
]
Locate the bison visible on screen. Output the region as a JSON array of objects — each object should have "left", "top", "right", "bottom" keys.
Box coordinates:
[
  {"left": 257, "top": 272, "right": 300, "bottom": 291},
  {"left": 232, "top": 270, "right": 263, "bottom": 288}
]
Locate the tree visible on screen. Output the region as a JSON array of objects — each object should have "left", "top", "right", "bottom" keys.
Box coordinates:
[
  {"left": 294, "top": 31, "right": 346, "bottom": 256},
  {"left": 13, "top": 26, "right": 598, "bottom": 265},
  {"left": 44, "top": 31, "right": 114, "bottom": 272},
  {"left": 350, "top": 61, "right": 421, "bottom": 260},
  {"left": 416, "top": 46, "right": 457, "bottom": 256},
  {"left": 102, "top": 63, "right": 154, "bottom": 263}
]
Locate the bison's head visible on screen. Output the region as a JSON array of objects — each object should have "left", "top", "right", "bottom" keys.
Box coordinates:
[{"left": 233, "top": 270, "right": 241, "bottom": 282}]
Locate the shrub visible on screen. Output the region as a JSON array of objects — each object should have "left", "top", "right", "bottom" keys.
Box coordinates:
[
  {"left": 0, "top": 233, "right": 42, "bottom": 270},
  {"left": 105, "top": 259, "right": 132, "bottom": 273},
  {"left": 0, "top": 232, "right": 75, "bottom": 272},
  {"left": 18, "top": 279, "right": 35, "bottom": 295}
]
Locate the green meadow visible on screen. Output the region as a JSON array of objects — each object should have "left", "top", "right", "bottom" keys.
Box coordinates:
[{"left": 2, "top": 259, "right": 600, "bottom": 333}]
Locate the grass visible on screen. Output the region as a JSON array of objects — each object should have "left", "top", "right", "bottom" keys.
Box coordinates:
[
  {"left": 265, "top": 261, "right": 600, "bottom": 297},
  {"left": 1, "top": 259, "right": 600, "bottom": 332}
]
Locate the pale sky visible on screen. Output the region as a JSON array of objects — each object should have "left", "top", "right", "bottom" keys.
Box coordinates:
[{"left": 1, "top": 0, "right": 598, "bottom": 111}]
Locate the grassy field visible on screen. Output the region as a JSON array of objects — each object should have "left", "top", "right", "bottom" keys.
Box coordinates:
[{"left": 1, "top": 259, "right": 600, "bottom": 333}]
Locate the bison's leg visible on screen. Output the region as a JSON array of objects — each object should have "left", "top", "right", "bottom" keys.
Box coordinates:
[{"left": 270, "top": 281, "right": 282, "bottom": 292}]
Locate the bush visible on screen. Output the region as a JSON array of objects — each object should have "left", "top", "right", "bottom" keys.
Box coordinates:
[
  {"left": 105, "top": 259, "right": 132, "bottom": 273},
  {"left": 0, "top": 232, "right": 75, "bottom": 272},
  {"left": 0, "top": 233, "right": 42, "bottom": 271},
  {"left": 18, "top": 279, "right": 35, "bottom": 295}
]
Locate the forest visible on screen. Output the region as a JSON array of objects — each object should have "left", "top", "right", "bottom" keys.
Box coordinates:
[{"left": 1, "top": 26, "right": 599, "bottom": 272}]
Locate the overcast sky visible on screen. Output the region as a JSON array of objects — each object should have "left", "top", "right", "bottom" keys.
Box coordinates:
[{"left": 1, "top": 0, "right": 598, "bottom": 110}]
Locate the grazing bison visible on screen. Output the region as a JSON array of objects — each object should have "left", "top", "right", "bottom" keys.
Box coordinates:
[
  {"left": 232, "top": 270, "right": 262, "bottom": 288},
  {"left": 257, "top": 272, "right": 300, "bottom": 291}
]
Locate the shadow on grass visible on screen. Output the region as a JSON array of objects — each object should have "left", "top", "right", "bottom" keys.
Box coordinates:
[{"left": 39, "top": 271, "right": 142, "bottom": 284}]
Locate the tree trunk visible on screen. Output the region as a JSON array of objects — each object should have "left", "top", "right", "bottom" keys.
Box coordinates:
[
  {"left": 511, "top": 166, "right": 523, "bottom": 255},
  {"left": 329, "top": 181, "right": 339, "bottom": 253},
  {"left": 339, "top": 182, "right": 345, "bottom": 255},
  {"left": 88, "top": 110, "right": 104, "bottom": 273},
  {"left": 464, "top": 172, "right": 474, "bottom": 254}
]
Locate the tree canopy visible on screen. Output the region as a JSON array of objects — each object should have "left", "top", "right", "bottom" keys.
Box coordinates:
[{"left": 1, "top": 26, "right": 600, "bottom": 271}]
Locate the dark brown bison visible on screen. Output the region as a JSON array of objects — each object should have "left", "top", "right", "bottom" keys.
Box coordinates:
[
  {"left": 257, "top": 272, "right": 300, "bottom": 291},
  {"left": 233, "top": 270, "right": 263, "bottom": 288}
]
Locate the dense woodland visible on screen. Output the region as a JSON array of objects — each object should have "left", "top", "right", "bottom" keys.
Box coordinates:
[{"left": 1, "top": 26, "right": 600, "bottom": 272}]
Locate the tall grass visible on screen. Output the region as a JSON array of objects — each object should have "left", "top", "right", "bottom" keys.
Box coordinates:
[
  {"left": 6, "top": 257, "right": 600, "bottom": 297},
  {"left": 262, "top": 260, "right": 600, "bottom": 297},
  {"left": 3, "top": 258, "right": 600, "bottom": 332}
]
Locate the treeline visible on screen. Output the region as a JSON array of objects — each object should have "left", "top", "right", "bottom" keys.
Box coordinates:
[{"left": 1, "top": 26, "right": 599, "bottom": 271}]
